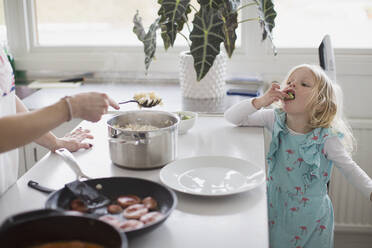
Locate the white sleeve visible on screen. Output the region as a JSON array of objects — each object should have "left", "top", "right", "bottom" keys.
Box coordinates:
[
  {"left": 224, "top": 98, "right": 275, "bottom": 132},
  {"left": 325, "top": 136, "right": 372, "bottom": 199}
]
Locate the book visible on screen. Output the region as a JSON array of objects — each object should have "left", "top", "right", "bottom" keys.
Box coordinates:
[
  {"left": 28, "top": 81, "right": 82, "bottom": 89},
  {"left": 226, "top": 76, "right": 264, "bottom": 97}
]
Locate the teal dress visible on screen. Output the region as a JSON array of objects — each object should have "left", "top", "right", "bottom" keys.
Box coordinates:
[{"left": 267, "top": 109, "right": 340, "bottom": 248}]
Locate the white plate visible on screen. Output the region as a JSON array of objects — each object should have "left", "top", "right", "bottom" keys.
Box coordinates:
[{"left": 160, "top": 156, "right": 265, "bottom": 196}]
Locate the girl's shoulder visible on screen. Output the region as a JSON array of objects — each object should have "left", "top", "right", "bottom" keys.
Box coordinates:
[
  {"left": 303, "top": 127, "right": 342, "bottom": 147},
  {"left": 320, "top": 127, "right": 344, "bottom": 139}
]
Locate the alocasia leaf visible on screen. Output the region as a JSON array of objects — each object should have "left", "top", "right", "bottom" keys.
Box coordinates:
[
  {"left": 134, "top": 0, "right": 277, "bottom": 77},
  {"left": 197, "top": 0, "right": 223, "bottom": 9},
  {"left": 143, "top": 18, "right": 160, "bottom": 71},
  {"left": 160, "top": 21, "right": 177, "bottom": 50},
  {"left": 220, "top": 0, "right": 240, "bottom": 58},
  {"left": 158, "top": 0, "right": 190, "bottom": 48},
  {"left": 133, "top": 11, "right": 146, "bottom": 42},
  {"left": 190, "top": 5, "right": 224, "bottom": 81},
  {"left": 255, "top": 0, "right": 277, "bottom": 54},
  {"left": 133, "top": 12, "right": 160, "bottom": 71}
]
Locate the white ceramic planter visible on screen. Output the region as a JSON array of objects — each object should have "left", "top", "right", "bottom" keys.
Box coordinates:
[{"left": 179, "top": 51, "right": 226, "bottom": 99}]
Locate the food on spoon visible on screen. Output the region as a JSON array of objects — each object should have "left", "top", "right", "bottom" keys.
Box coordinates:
[
  {"left": 117, "top": 195, "right": 141, "bottom": 208},
  {"left": 107, "top": 204, "right": 123, "bottom": 214},
  {"left": 70, "top": 198, "right": 88, "bottom": 213},
  {"left": 142, "top": 196, "right": 158, "bottom": 210},
  {"left": 133, "top": 92, "right": 163, "bottom": 108},
  {"left": 123, "top": 204, "right": 148, "bottom": 219},
  {"left": 119, "top": 219, "right": 144, "bottom": 232},
  {"left": 140, "top": 211, "right": 164, "bottom": 225}
]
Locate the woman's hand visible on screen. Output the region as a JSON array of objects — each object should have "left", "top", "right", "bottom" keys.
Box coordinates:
[
  {"left": 252, "top": 83, "right": 288, "bottom": 109},
  {"left": 52, "top": 127, "right": 94, "bottom": 152},
  {"left": 69, "top": 92, "right": 120, "bottom": 122}
]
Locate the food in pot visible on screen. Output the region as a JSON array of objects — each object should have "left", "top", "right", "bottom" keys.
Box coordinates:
[
  {"left": 107, "top": 204, "right": 123, "bottom": 214},
  {"left": 107, "top": 111, "right": 178, "bottom": 168},
  {"left": 142, "top": 196, "right": 158, "bottom": 210},
  {"left": 117, "top": 195, "right": 141, "bottom": 208},
  {"left": 119, "top": 219, "right": 144, "bottom": 232},
  {"left": 123, "top": 204, "right": 148, "bottom": 219},
  {"left": 140, "top": 211, "right": 164, "bottom": 225},
  {"left": 29, "top": 241, "right": 104, "bottom": 248},
  {"left": 70, "top": 198, "right": 88, "bottom": 213},
  {"left": 113, "top": 123, "right": 159, "bottom": 131}
]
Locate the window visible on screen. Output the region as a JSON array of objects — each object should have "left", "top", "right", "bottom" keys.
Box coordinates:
[
  {"left": 274, "top": 0, "right": 372, "bottom": 48},
  {"left": 3, "top": 0, "right": 372, "bottom": 76},
  {"left": 34, "top": 0, "right": 240, "bottom": 47},
  {"left": 35, "top": 0, "right": 159, "bottom": 46}
]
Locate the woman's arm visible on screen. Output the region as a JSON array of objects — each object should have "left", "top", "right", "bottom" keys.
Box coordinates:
[
  {"left": 0, "top": 92, "right": 119, "bottom": 153},
  {"left": 15, "top": 96, "right": 93, "bottom": 152},
  {"left": 325, "top": 136, "right": 372, "bottom": 201},
  {"left": 0, "top": 98, "right": 69, "bottom": 153},
  {"left": 16, "top": 96, "right": 58, "bottom": 150}
]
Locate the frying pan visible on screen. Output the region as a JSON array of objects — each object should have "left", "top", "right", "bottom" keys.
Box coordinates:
[
  {"left": 29, "top": 177, "right": 177, "bottom": 237},
  {"left": 0, "top": 209, "right": 128, "bottom": 248}
]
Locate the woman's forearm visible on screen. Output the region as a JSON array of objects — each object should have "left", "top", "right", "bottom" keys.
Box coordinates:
[
  {"left": 0, "top": 99, "right": 69, "bottom": 153},
  {"left": 33, "top": 132, "right": 59, "bottom": 151},
  {"left": 16, "top": 96, "right": 59, "bottom": 151}
]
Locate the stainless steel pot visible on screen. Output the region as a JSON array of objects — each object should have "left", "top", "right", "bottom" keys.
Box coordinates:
[{"left": 107, "top": 110, "right": 179, "bottom": 169}]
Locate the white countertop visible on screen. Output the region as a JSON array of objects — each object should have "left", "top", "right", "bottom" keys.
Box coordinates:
[{"left": 0, "top": 114, "right": 268, "bottom": 248}]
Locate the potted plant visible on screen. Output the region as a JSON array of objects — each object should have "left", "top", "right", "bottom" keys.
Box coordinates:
[{"left": 133, "top": 0, "right": 277, "bottom": 99}]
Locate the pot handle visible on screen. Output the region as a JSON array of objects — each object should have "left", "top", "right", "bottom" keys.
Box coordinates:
[
  {"left": 27, "top": 180, "right": 55, "bottom": 194},
  {"left": 108, "top": 138, "right": 142, "bottom": 145},
  {"left": 55, "top": 148, "right": 92, "bottom": 180}
]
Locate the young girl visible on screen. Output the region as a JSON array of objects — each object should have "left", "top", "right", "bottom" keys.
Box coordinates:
[{"left": 224, "top": 64, "right": 372, "bottom": 248}]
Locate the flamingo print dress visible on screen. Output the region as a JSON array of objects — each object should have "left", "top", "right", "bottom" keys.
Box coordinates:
[{"left": 267, "top": 109, "right": 337, "bottom": 248}]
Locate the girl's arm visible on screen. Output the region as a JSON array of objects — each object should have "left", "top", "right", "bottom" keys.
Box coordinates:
[
  {"left": 224, "top": 83, "right": 287, "bottom": 131},
  {"left": 224, "top": 98, "right": 275, "bottom": 131},
  {"left": 325, "top": 136, "right": 372, "bottom": 201}
]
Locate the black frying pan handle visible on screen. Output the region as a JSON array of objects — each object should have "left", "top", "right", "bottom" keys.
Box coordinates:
[{"left": 27, "top": 180, "right": 55, "bottom": 194}]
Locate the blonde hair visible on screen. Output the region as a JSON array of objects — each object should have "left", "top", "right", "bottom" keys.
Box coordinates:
[{"left": 281, "top": 64, "right": 355, "bottom": 153}]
